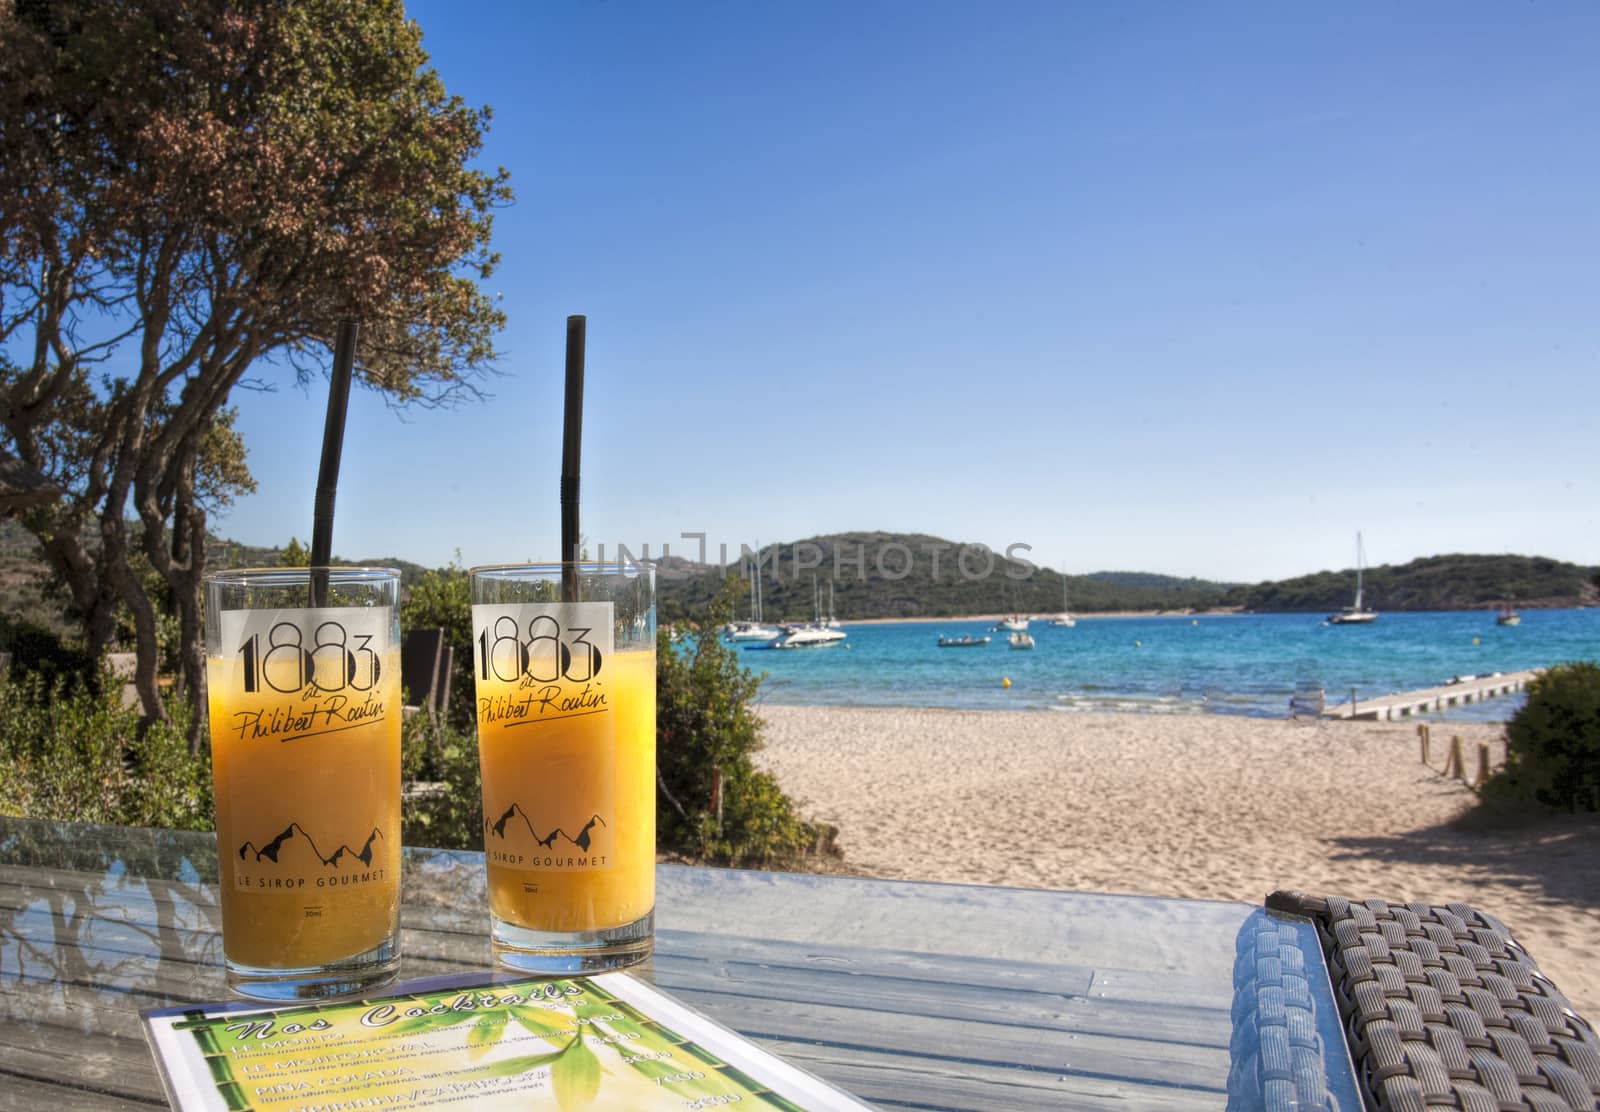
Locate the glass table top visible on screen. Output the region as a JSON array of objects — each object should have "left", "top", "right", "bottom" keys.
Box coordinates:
[{"left": 0, "top": 817, "right": 1359, "bottom": 1110}]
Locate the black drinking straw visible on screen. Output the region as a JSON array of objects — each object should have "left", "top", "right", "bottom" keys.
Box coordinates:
[
  {"left": 310, "top": 319, "right": 359, "bottom": 607},
  {"left": 560, "top": 315, "right": 585, "bottom": 602}
]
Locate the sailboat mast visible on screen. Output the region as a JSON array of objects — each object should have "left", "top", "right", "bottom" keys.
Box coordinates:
[
  {"left": 753, "top": 541, "right": 763, "bottom": 623},
  {"left": 1354, "top": 532, "right": 1365, "bottom": 610},
  {"left": 747, "top": 551, "right": 757, "bottom": 622}
]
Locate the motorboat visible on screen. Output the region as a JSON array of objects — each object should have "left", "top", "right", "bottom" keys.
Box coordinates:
[
  {"left": 1008, "top": 632, "right": 1035, "bottom": 650},
  {"left": 1496, "top": 603, "right": 1521, "bottom": 627},
  {"left": 767, "top": 623, "right": 847, "bottom": 649},
  {"left": 937, "top": 634, "right": 991, "bottom": 648},
  {"left": 1327, "top": 533, "right": 1378, "bottom": 624},
  {"left": 764, "top": 576, "right": 848, "bottom": 648}
]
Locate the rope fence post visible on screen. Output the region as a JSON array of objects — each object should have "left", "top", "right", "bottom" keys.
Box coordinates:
[
  {"left": 1447, "top": 734, "right": 1464, "bottom": 780},
  {"left": 1475, "top": 742, "right": 1490, "bottom": 788}
]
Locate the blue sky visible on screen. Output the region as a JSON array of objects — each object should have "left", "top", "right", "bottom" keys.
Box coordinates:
[{"left": 217, "top": 1, "right": 1600, "bottom": 582}]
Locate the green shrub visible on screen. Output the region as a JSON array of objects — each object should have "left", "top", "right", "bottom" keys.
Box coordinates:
[
  {"left": 656, "top": 581, "right": 836, "bottom": 865},
  {"left": 402, "top": 712, "right": 484, "bottom": 850},
  {"left": 390, "top": 559, "right": 483, "bottom": 847},
  {"left": 399, "top": 562, "right": 476, "bottom": 731},
  {"left": 1481, "top": 661, "right": 1600, "bottom": 813},
  {"left": 0, "top": 672, "right": 212, "bottom": 829},
  {"left": 0, "top": 615, "right": 93, "bottom": 687}
]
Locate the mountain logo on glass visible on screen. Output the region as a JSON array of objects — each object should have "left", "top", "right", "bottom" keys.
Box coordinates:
[
  {"left": 237, "top": 823, "right": 384, "bottom": 868},
  {"left": 489, "top": 804, "right": 607, "bottom": 852}
]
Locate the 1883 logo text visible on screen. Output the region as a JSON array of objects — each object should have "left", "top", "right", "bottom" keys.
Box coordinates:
[
  {"left": 228, "top": 618, "right": 387, "bottom": 743},
  {"left": 477, "top": 613, "right": 609, "bottom": 725}
]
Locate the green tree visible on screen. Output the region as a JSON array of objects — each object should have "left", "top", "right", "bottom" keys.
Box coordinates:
[
  {"left": 278, "top": 536, "right": 311, "bottom": 567},
  {"left": 656, "top": 580, "right": 828, "bottom": 863},
  {"left": 1482, "top": 662, "right": 1600, "bottom": 813},
  {"left": 0, "top": 0, "right": 510, "bottom": 743}
]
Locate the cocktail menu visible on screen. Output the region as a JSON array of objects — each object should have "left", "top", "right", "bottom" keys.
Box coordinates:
[{"left": 142, "top": 970, "right": 874, "bottom": 1111}]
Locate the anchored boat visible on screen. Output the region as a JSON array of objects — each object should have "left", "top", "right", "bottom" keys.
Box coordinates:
[
  {"left": 725, "top": 544, "right": 780, "bottom": 641},
  {"left": 764, "top": 575, "right": 847, "bottom": 649},
  {"left": 1327, "top": 532, "right": 1378, "bottom": 625},
  {"left": 1050, "top": 565, "right": 1076, "bottom": 627}
]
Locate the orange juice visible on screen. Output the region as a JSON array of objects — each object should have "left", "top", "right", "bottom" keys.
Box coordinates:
[
  {"left": 477, "top": 646, "right": 655, "bottom": 933},
  {"left": 207, "top": 631, "right": 401, "bottom": 970}
]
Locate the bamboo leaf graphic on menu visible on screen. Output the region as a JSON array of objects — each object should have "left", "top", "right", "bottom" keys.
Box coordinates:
[
  {"left": 466, "top": 1008, "right": 509, "bottom": 1060},
  {"left": 456, "top": 1045, "right": 567, "bottom": 1079},
  {"left": 552, "top": 1034, "right": 602, "bottom": 1111},
  {"left": 510, "top": 1004, "right": 570, "bottom": 1036}
]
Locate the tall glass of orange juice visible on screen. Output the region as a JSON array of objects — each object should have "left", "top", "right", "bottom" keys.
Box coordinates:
[
  {"left": 469, "top": 561, "right": 655, "bottom": 972},
  {"left": 204, "top": 567, "right": 403, "bottom": 1000}
]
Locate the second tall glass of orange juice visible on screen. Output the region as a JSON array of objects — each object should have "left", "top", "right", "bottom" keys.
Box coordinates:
[{"left": 469, "top": 561, "right": 655, "bottom": 972}]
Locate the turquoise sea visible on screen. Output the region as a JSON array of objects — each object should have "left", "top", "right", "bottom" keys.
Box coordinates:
[{"left": 736, "top": 609, "right": 1600, "bottom": 720}]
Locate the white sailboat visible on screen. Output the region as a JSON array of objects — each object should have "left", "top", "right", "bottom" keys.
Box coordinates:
[
  {"left": 824, "top": 579, "right": 842, "bottom": 629},
  {"left": 1327, "top": 533, "right": 1378, "bottom": 625},
  {"left": 725, "top": 544, "right": 780, "bottom": 641},
  {"left": 990, "top": 580, "right": 1030, "bottom": 631},
  {"left": 1049, "top": 566, "right": 1076, "bottom": 627}
]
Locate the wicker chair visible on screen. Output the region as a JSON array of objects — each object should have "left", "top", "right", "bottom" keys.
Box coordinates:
[{"left": 1265, "top": 891, "right": 1600, "bottom": 1112}]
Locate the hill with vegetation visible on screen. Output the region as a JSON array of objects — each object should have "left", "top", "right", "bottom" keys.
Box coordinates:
[
  {"left": 656, "top": 532, "right": 1239, "bottom": 622},
  {"left": 0, "top": 519, "right": 431, "bottom": 642},
  {"left": 205, "top": 534, "right": 431, "bottom": 587},
  {"left": 0, "top": 519, "right": 74, "bottom": 637},
  {"left": 1223, "top": 553, "right": 1600, "bottom": 614},
  {"left": 658, "top": 533, "right": 1598, "bottom": 622},
  {"left": 1084, "top": 570, "right": 1231, "bottom": 592}
]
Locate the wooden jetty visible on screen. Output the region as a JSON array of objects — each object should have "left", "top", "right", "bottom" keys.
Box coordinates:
[{"left": 1323, "top": 669, "right": 1538, "bottom": 721}]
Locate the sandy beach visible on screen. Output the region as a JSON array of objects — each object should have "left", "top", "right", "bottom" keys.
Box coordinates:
[{"left": 755, "top": 705, "right": 1600, "bottom": 1014}]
